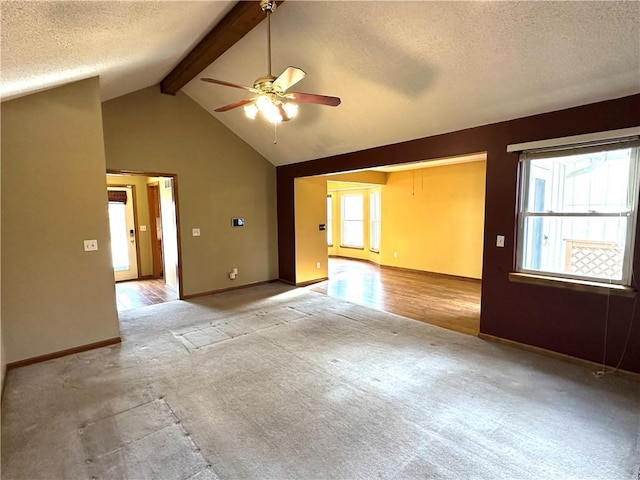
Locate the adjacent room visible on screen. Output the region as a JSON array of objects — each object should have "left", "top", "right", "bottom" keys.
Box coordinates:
[
  {"left": 1, "top": 1, "right": 639, "bottom": 479},
  {"left": 299, "top": 154, "right": 486, "bottom": 335},
  {"left": 106, "top": 173, "right": 181, "bottom": 311}
]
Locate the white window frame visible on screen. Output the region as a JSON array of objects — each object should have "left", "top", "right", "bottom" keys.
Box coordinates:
[
  {"left": 516, "top": 135, "right": 640, "bottom": 286},
  {"left": 341, "top": 193, "right": 364, "bottom": 248},
  {"left": 370, "top": 190, "right": 381, "bottom": 253},
  {"left": 327, "top": 195, "right": 333, "bottom": 246}
]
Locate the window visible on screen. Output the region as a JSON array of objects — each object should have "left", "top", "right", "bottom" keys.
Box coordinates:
[
  {"left": 327, "top": 195, "right": 333, "bottom": 246},
  {"left": 370, "top": 191, "right": 381, "bottom": 252},
  {"left": 341, "top": 194, "right": 364, "bottom": 248},
  {"left": 517, "top": 138, "right": 640, "bottom": 285}
]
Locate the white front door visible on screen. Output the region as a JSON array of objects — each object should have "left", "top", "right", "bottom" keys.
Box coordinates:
[{"left": 108, "top": 187, "right": 138, "bottom": 281}]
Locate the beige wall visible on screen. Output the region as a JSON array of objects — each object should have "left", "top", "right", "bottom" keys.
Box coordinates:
[
  {"left": 102, "top": 86, "right": 278, "bottom": 296},
  {"left": 1, "top": 78, "right": 120, "bottom": 363},
  {"left": 380, "top": 161, "right": 486, "bottom": 278},
  {"left": 1, "top": 158, "right": 4, "bottom": 389},
  {"left": 294, "top": 177, "right": 329, "bottom": 284},
  {"left": 1, "top": 332, "right": 5, "bottom": 392},
  {"left": 106, "top": 175, "right": 153, "bottom": 277}
]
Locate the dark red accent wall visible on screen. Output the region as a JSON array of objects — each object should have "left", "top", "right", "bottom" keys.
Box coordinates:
[{"left": 277, "top": 94, "right": 640, "bottom": 373}]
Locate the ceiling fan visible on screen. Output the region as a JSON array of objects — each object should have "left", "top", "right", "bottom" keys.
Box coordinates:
[{"left": 200, "top": 0, "right": 341, "bottom": 124}]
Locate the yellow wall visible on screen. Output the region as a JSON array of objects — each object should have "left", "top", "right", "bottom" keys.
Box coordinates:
[
  {"left": 294, "top": 177, "right": 329, "bottom": 284},
  {"left": 102, "top": 86, "right": 278, "bottom": 295},
  {"left": 1, "top": 78, "right": 121, "bottom": 363},
  {"left": 326, "top": 160, "right": 486, "bottom": 279},
  {"left": 106, "top": 175, "right": 153, "bottom": 277},
  {"left": 326, "top": 171, "right": 387, "bottom": 185},
  {"left": 380, "top": 161, "right": 486, "bottom": 278}
]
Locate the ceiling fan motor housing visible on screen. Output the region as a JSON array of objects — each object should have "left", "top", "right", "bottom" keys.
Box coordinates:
[
  {"left": 254, "top": 75, "right": 278, "bottom": 94},
  {"left": 260, "top": 0, "right": 276, "bottom": 13}
]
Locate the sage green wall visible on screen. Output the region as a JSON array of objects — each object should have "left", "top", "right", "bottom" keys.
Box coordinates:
[
  {"left": 102, "top": 87, "right": 278, "bottom": 296},
  {"left": 1, "top": 78, "right": 120, "bottom": 363},
  {"left": 106, "top": 175, "right": 153, "bottom": 277}
]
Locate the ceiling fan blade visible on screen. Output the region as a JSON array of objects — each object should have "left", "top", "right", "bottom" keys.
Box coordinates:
[
  {"left": 272, "top": 67, "right": 306, "bottom": 92},
  {"left": 288, "top": 91, "right": 341, "bottom": 107},
  {"left": 201, "top": 78, "right": 256, "bottom": 92},
  {"left": 215, "top": 97, "right": 256, "bottom": 112}
]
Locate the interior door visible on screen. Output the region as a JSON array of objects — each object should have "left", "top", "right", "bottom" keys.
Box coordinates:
[{"left": 108, "top": 186, "right": 139, "bottom": 281}]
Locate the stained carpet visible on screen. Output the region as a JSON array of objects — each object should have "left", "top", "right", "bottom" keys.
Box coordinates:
[{"left": 2, "top": 283, "right": 638, "bottom": 479}]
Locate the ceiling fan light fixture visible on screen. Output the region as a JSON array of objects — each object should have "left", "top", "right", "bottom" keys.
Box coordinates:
[
  {"left": 244, "top": 103, "right": 259, "bottom": 119},
  {"left": 201, "top": 1, "right": 340, "bottom": 129},
  {"left": 283, "top": 102, "right": 298, "bottom": 119},
  {"left": 256, "top": 95, "right": 283, "bottom": 124}
]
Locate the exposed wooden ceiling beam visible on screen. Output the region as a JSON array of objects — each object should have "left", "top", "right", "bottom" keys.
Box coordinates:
[{"left": 161, "top": 1, "right": 284, "bottom": 96}]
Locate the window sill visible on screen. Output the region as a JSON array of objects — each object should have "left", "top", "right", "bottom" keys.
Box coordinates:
[
  {"left": 369, "top": 249, "right": 379, "bottom": 254},
  {"left": 508, "top": 272, "right": 636, "bottom": 297},
  {"left": 340, "top": 245, "right": 364, "bottom": 250}
]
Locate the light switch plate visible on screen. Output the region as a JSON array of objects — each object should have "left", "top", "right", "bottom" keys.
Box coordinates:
[
  {"left": 496, "top": 235, "right": 505, "bottom": 247},
  {"left": 192, "top": 228, "right": 201, "bottom": 237},
  {"left": 84, "top": 240, "right": 98, "bottom": 251},
  {"left": 140, "top": 225, "right": 147, "bottom": 232}
]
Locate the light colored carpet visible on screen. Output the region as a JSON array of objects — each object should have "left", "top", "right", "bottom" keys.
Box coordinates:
[{"left": 2, "top": 282, "right": 639, "bottom": 479}]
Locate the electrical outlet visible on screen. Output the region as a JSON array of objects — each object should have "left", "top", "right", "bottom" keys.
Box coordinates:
[
  {"left": 496, "top": 235, "right": 505, "bottom": 248},
  {"left": 84, "top": 240, "right": 98, "bottom": 252}
]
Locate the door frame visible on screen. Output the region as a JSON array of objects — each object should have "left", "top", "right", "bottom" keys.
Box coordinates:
[
  {"left": 147, "top": 182, "right": 163, "bottom": 279},
  {"left": 108, "top": 184, "right": 142, "bottom": 280},
  {"left": 107, "top": 169, "right": 184, "bottom": 300}
]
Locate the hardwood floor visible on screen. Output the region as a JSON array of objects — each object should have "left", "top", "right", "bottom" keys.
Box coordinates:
[
  {"left": 310, "top": 257, "right": 481, "bottom": 335},
  {"left": 115, "top": 278, "right": 178, "bottom": 312}
]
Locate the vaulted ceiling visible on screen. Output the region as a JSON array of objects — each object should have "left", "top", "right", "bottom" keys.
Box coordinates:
[{"left": 2, "top": 1, "right": 639, "bottom": 167}]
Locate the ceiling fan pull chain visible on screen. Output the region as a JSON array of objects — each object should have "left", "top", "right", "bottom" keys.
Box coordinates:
[{"left": 273, "top": 122, "right": 278, "bottom": 144}]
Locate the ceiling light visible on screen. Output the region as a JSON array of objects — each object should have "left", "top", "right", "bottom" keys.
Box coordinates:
[
  {"left": 200, "top": 0, "right": 340, "bottom": 129},
  {"left": 244, "top": 103, "right": 259, "bottom": 119},
  {"left": 244, "top": 95, "right": 299, "bottom": 124},
  {"left": 282, "top": 102, "right": 298, "bottom": 119}
]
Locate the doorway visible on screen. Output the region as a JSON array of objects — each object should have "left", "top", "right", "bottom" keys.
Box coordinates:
[
  {"left": 297, "top": 153, "right": 487, "bottom": 335},
  {"left": 107, "top": 172, "right": 183, "bottom": 307}
]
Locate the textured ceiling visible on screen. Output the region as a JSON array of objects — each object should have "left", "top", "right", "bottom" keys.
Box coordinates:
[
  {"left": 2, "top": 1, "right": 639, "bottom": 167},
  {"left": 0, "top": 1, "right": 234, "bottom": 101}
]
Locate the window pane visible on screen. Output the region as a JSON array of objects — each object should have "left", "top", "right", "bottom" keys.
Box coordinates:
[
  {"left": 519, "top": 140, "right": 638, "bottom": 285},
  {"left": 526, "top": 147, "right": 633, "bottom": 213},
  {"left": 108, "top": 203, "right": 130, "bottom": 271},
  {"left": 370, "top": 191, "right": 380, "bottom": 251},
  {"left": 521, "top": 215, "right": 628, "bottom": 281},
  {"left": 343, "top": 220, "right": 363, "bottom": 247},
  {"left": 327, "top": 195, "right": 333, "bottom": 245},
  {"left": 341, "top": 194, "right": 364, "bottom": 247},
  {"left": 342, "top": 194, "right": 363, "bottom": 220}
]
